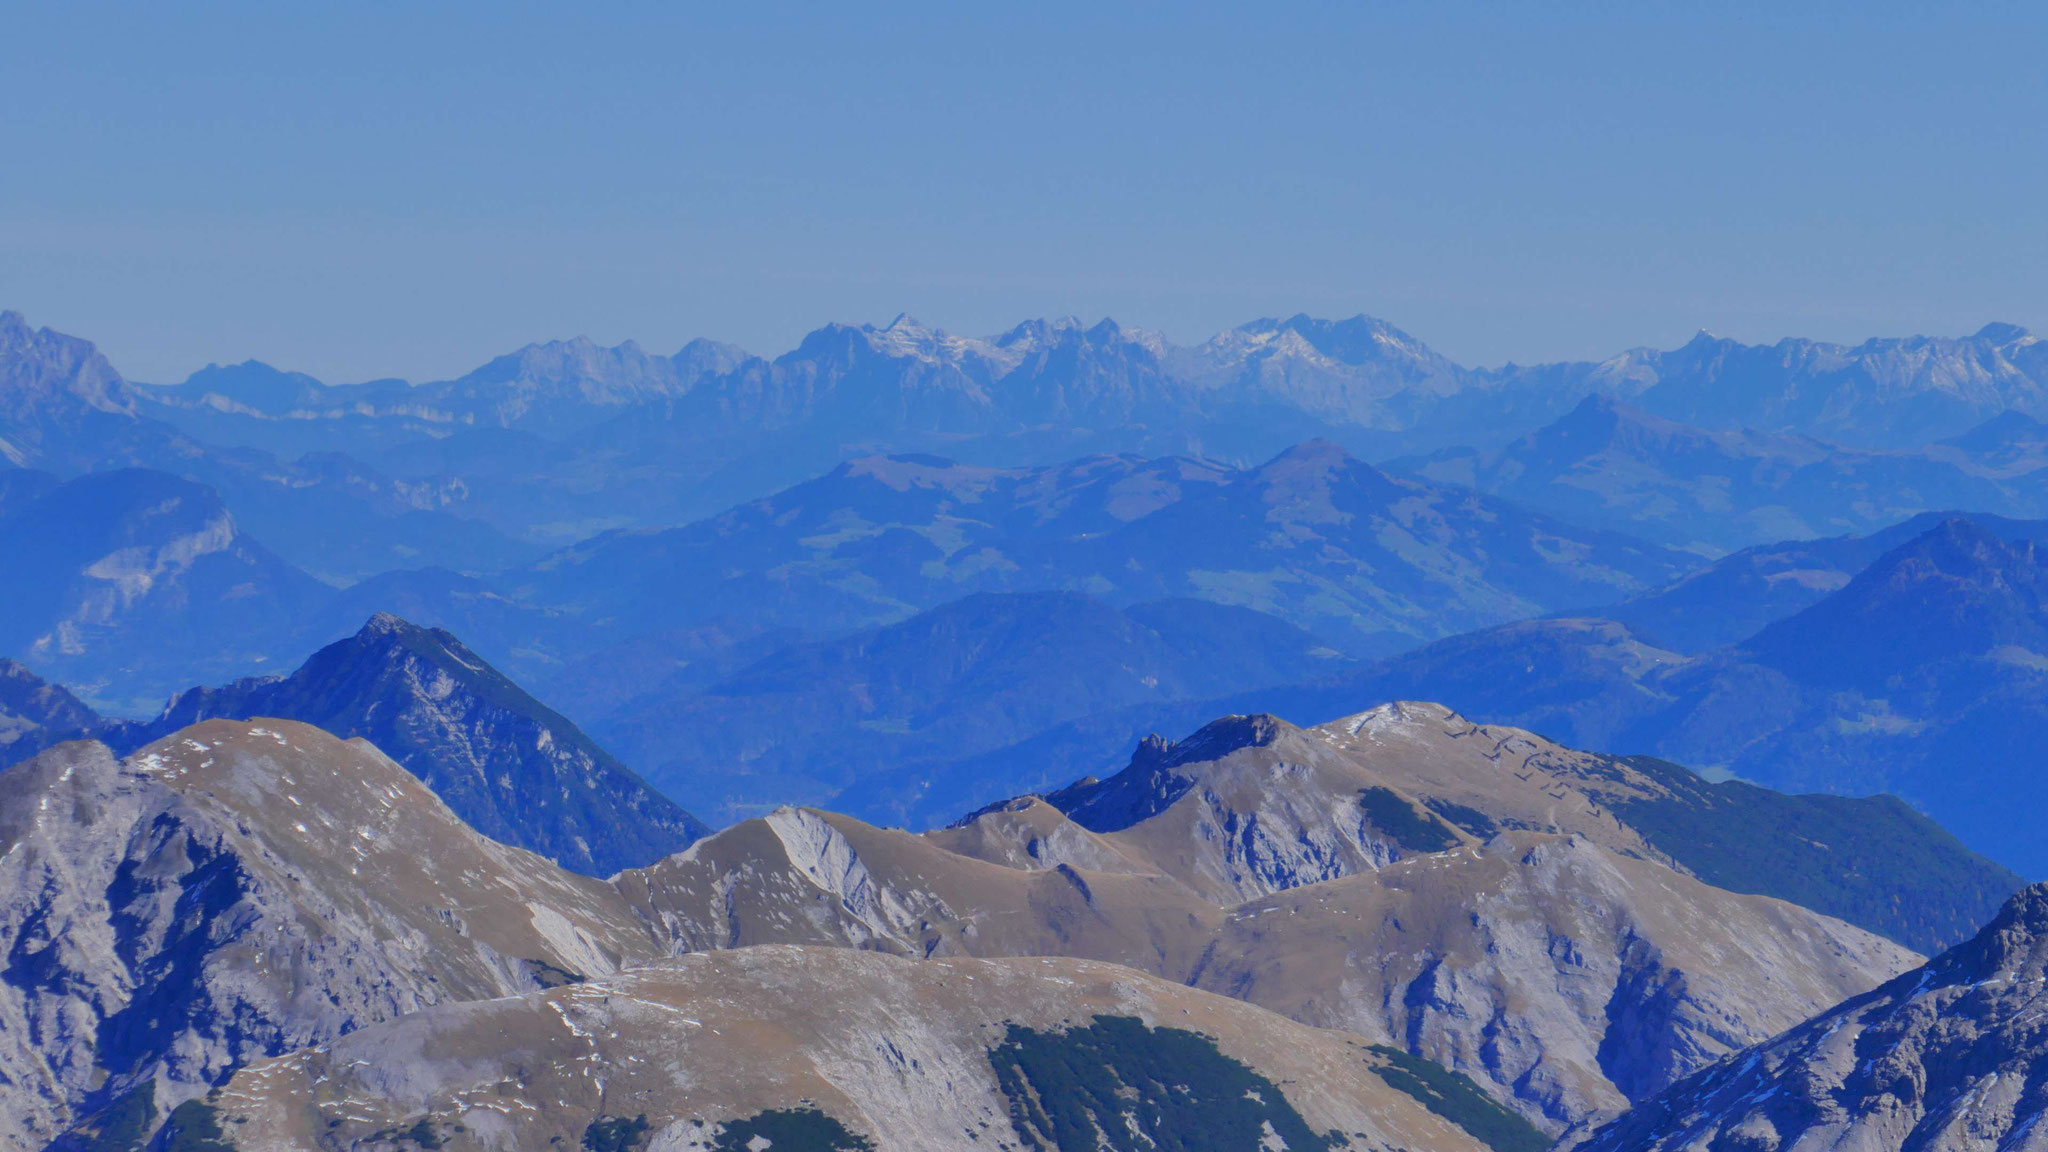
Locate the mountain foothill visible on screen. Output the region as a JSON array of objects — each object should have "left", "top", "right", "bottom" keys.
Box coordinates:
[{"left": 4, "top": 306, "right": 2048, "bottom": 1151}]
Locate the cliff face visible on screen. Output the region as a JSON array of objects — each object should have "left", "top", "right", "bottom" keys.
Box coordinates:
[
  {"left": 1584, "top": 883, "right": 2048, "bottom": 1152},
  {"left": 0, "top": 721, "right": 658, "bottom": 1149}
]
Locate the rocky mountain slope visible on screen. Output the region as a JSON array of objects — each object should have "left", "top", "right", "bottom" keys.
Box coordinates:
[
  {"left": 1584, "top": 882, "right": 2048, "bottom": 1152},
  {"left": 0, "top": 702, "right": 1934, "bottom": 1147},
  {"left": 0, "top": 658, "right": 101, "bottom": 762},
  {"left": 0, "top": 721, "right": 659, "bottom": 1149},
  {"left": 194, "top": 947, "right": 1520, "bottom": 1152},
  {"left": 617, "top": 705, "right": 1920, "bottom": 1136},
  {"left": 113, "top": 614, "right": 708, "bottom": 875}
]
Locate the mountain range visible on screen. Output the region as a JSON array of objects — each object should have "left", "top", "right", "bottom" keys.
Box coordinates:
[
  {"left": 1395, "top": 394, "right": 2048, "bottom": 554},
  {"left": 18, "top": 308, "right": 2045, "bottom": 554},
  {"left": 11, "top": 302, "right": 2048, "bottom": 1150},
  {"left": 1, "top": 699, "right": 1929, "bottom": 1146},
  {"left": 1283, "top": 516, "right": 2048, "bottom": 879}
]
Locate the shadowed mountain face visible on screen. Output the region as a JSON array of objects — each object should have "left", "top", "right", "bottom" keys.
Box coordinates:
[
  {"left": 114, "top": 614, "right": 708, "bottom": 875},
  {"left": 1395, "top": 395, "right": 2048, "bottom": 554},
  {"left": 0, "top": 658, "right": 101, "bottom": 760},
  {"left": 1584, "top": 883, "right": 2048, "bottom": 1152},
  {"left": 1578, "top": 511, "right": 2048, "bottom": 653}
]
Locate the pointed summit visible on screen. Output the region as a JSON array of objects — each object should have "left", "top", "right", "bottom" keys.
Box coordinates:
[{"left": 126, "top": 614, "right": 708, "bottom": 875}]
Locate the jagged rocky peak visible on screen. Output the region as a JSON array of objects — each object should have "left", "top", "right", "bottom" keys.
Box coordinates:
[
  {"left": 0, "top": 308, "right": 136, "bottom": 417},
  {"left": 1583, "top": 881, "right": 2048, "bottom": 1152},
  {"left": 1944, "top": 880, "right": 2048, "bottom": 981}
]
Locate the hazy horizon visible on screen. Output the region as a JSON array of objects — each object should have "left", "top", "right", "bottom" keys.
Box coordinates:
[{"left": 6, "top": 3, "right": 2044, "bottom": 382}]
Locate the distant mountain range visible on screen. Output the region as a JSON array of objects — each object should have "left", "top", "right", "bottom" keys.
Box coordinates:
[
  {"left": 1292, "top": 516, "right": 2048, "bottom": 878},
  {"left": 13, "top": 307, "right": 2039, "bottom": 549},
  {"left": 1395, "top": 394, "right": 2048, "bottom": 554}
]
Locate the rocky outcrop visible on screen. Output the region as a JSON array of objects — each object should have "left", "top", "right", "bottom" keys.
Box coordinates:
[
  {"left": 1583, "top": 883, "right": 2048, "bottom": 1152},
  {"left": 0, "top": 721, "right": 658, "bottom": 1149}
]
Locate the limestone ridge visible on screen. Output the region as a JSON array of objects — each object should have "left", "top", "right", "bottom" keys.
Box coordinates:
[
  {"left": 1583, "top": 883, "right": 2048, "bottom": 1152},
  {"left": 189, "top": 948, "right": 1503, "bottom": 1152},
  {"left": 117, "top": 613, "right": 709, "bottom": 876}
]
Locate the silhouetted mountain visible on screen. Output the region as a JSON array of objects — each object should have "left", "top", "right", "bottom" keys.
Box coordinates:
[
  {"left": 593, "top": 591, "right": 1350, "bottom": 823},
  {"left": 117, "top": 614, "right": 707, "bottom": 875}
]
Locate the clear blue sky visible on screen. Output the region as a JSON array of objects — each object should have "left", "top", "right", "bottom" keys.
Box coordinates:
[{"left": 4, "top": 2, "right": 2044, "bottom": 382}]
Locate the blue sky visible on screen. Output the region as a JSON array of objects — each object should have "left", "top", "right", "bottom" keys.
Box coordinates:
[{"left": 3, "top": 2, "right": 2044, "bottom": 382}]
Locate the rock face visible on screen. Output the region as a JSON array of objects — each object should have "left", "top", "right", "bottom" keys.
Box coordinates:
[
  {"left": 0, "top": 721, "right": 658, "bottom": 1150},
  {"left": 0, "top": 704, "right": 1931, "bottom": 1147},
  {"left": 617, "top": 707, "right": 1919, "bottom": 1137},
  {"left": 118, "top": 614, "right": 709, "bottom": 876},
  {"left": 1584, "top": 883, "right": 2048, "bottom": 1152},
  {"left": 197, "top": 946, "right": 1508, "bottom": 1152}
]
